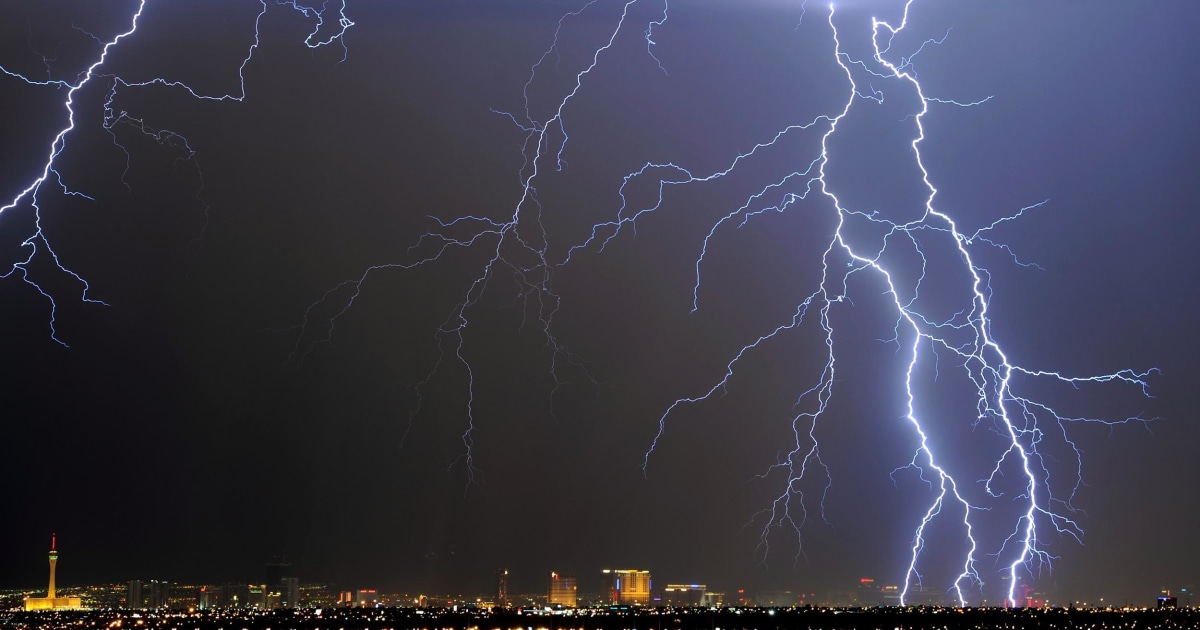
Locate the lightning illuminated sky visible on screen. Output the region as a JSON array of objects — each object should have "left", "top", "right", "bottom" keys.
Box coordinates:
[
  {"left": 0, "top": 0, "right": 350, "bottom": 345},
  {"left": 1, "top": 0, "right": 1195, "bottom": 605}
]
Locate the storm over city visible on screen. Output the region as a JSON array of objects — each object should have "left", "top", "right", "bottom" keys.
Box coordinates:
[{"left": 0, "top": 0, "right": 1196, "bottom": 615}]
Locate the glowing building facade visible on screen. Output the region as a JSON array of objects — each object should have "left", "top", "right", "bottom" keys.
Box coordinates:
[
  {"left": 548, "top": 572, "right": 577, "bottom": 607},
  {"left": 602, "top": 569, "right": 651, "bottom": 606},
  {"left": 662, "top": 584, "right": 705, "bottom": 607},
  {"left": 25, "top": 534, "right": 82, "bottom": 611}
]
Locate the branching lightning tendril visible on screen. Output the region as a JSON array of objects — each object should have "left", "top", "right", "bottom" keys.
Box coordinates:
[
  {"left": 291, "top": 0, "right": 1154, "bottom": 605},
  {"left": 5, "top": 0, "right": 1156, "bottom": 606},
  {"left": 1, "top": 0, "right": 352, "bottom": 345}
]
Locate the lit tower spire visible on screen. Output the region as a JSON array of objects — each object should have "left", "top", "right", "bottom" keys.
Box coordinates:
[
  {"left": 24, "top": 532, "right": 80, "bottom": 610},
  {"left": 47, "top": 533, "right": 57, "bottom": 600}
]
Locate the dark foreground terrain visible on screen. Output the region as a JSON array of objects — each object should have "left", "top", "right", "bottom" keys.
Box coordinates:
[{"left": 2, "top": 607, "right": 1196, "bottom": 630}]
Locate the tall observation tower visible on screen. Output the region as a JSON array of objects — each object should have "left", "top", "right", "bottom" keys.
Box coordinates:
[
  {"left": 48, "top": 533, "right": 57, "bottom": 599},
  {"left": 24, "top": 533, "right": 82, "bottom": 611}
]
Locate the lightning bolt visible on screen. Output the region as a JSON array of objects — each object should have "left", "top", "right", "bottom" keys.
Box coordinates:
[
  {"left": 1, "top": 0, "right": 353, "bottom": 346},
  {"left": 627, "top": 2, "right": 1153, "bottom": 605},
  {"left": 280, "top": 0, "right": 1154, "bottom": 605},
  {"left": 290, "top": 0, "right": 635, "bottom": 483}
]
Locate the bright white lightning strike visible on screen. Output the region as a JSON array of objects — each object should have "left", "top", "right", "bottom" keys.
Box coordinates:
[
  {"left": 2, "top": 0, "right": 1157, "bottom": 609},
  {"left": 1, "top": 0, "right": 352, "bottom": 346},
  {"left": 41, "top": 0, "right": 1137, "bottom": 607},
  {"left": 637, "top": 2, "right": 1151, "bottom": 605},
  {"left": 635, "top": 2, "right": 1152, "bottom": 605}
]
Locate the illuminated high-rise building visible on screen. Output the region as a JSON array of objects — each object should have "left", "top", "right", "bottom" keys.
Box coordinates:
[
  {"left": 282, "top": 577, "right": 300, "bottom": 608},
  {"left": 197, "top": 586, "right": 216, "bottom": 610},
  {"left": 266, "top": 558, "right": 291, "bottom": 590},
  {"left": 601, "top": 569, "right": 651, "bottom": 605},
  {"left": 855, "top": 578, "right": 882, "bottom": 606},
  {"left": 662, "top": 584, "right": 705, "bottom": 607},
  {"left": 495, "top": 568, "right": 510, "bottom": 607},
  {"left": 127, "top": 579, "right": 170, "bottom": 608},
  {"left": 24, "top": 534, "right": 82, "bottom": 610},
  {"left": 264, "top": 557, "right": 299, "bottom": 608},
  {"left": 148, "top": 580, "right": 171, "bottom": 609},
  {"left": 354, "top": 589, "right": 378, "bottom": 607},
  {"left": 548, "top": 572, "right": 577, "bottom": 607},
  {"left": 128, "top": 580, "right": 145, "bottom": 608},
  {"left": 221, "top": 584, "right": 245, "bottom": 608}
]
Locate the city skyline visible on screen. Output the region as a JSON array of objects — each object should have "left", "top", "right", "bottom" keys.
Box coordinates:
[
  {"left": 1, "top": 0, "right": 1196, "bottom": 608},
  {"left": 3, "top": 533, "right": 1184, "bottom": 610}
]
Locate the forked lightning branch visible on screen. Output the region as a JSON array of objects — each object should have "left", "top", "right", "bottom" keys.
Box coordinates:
[{"left": 1, "top": 0, "right": 1154, "bottom": 606}]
